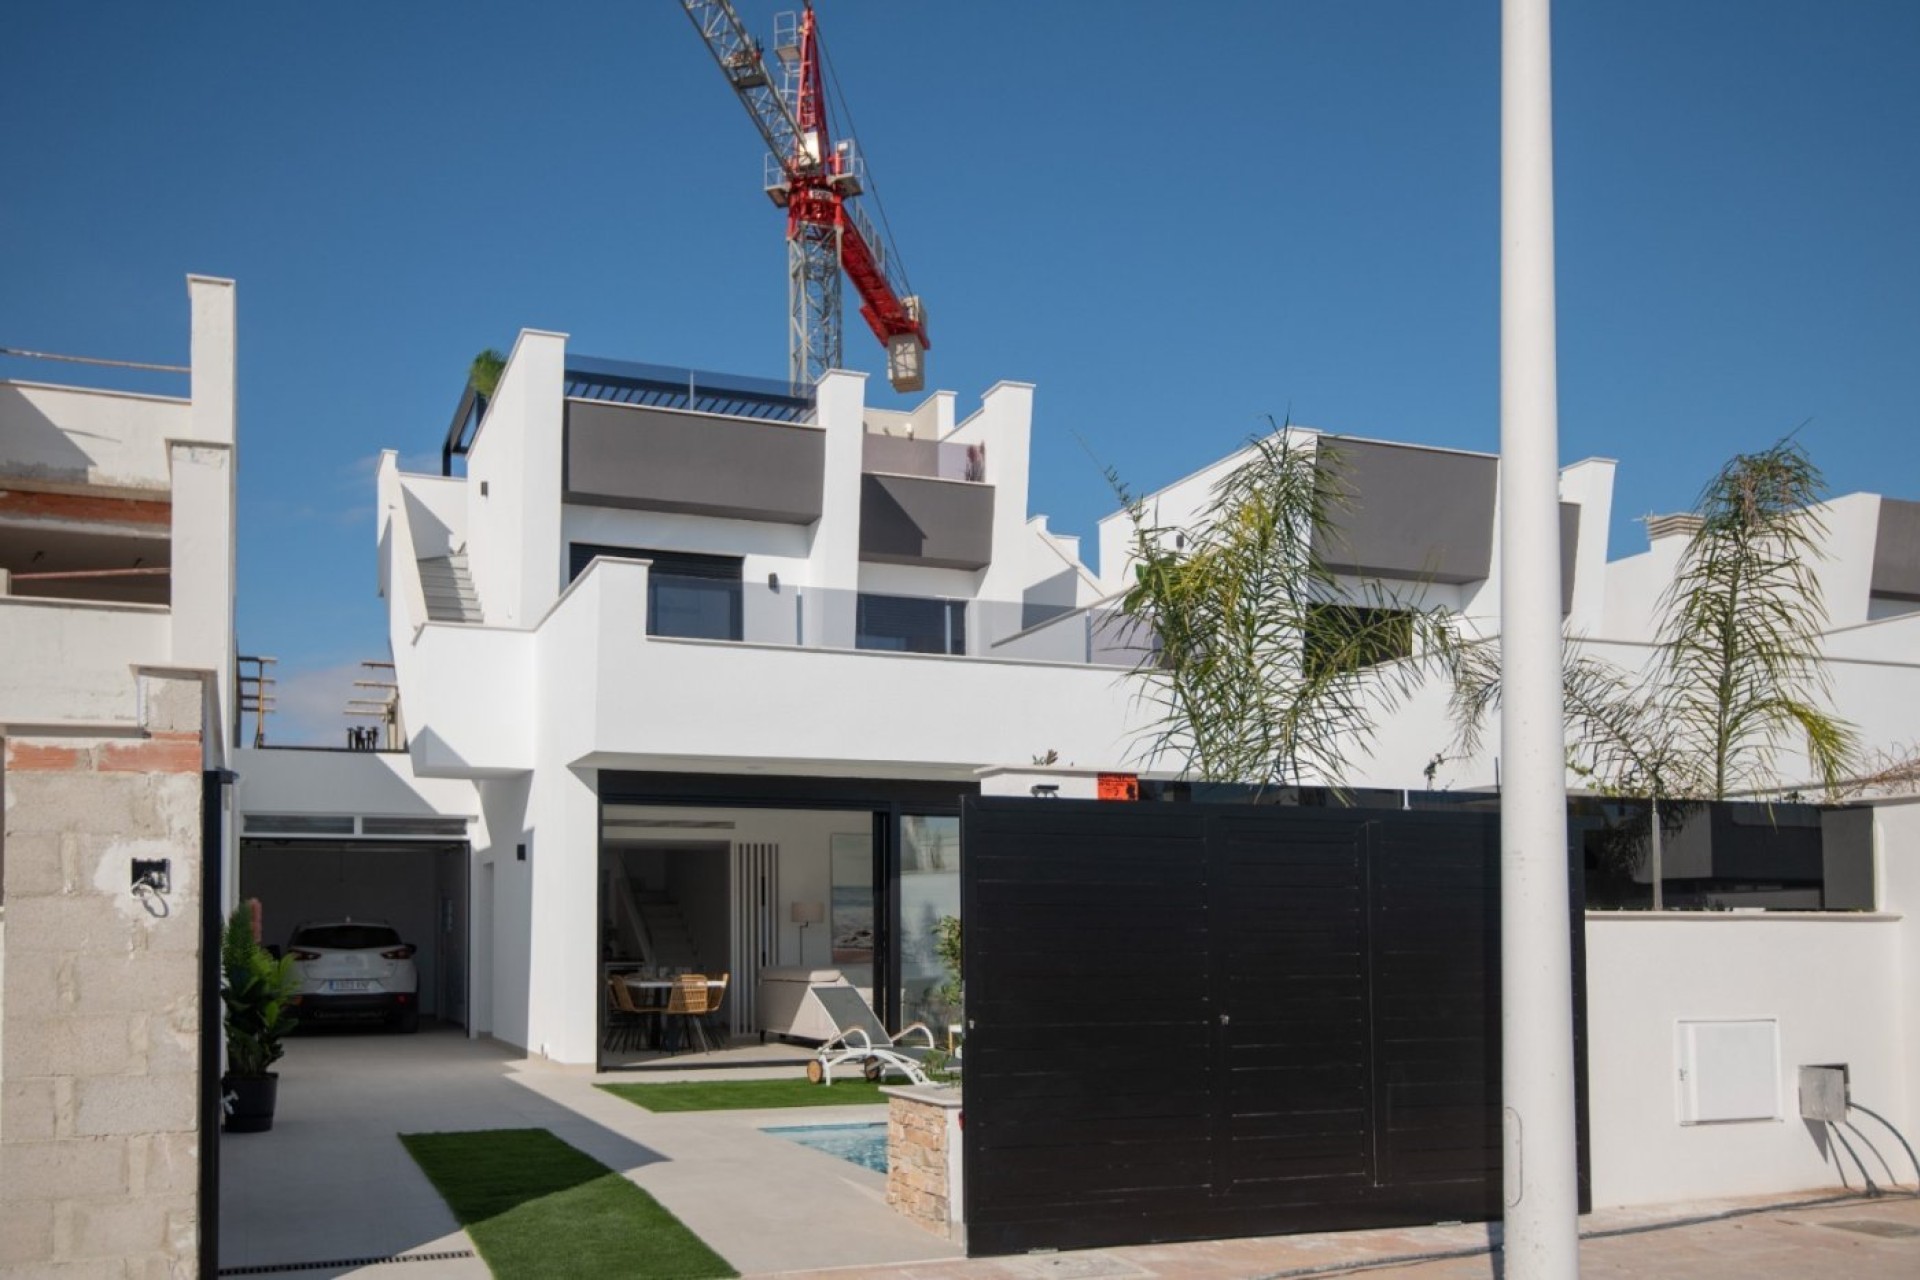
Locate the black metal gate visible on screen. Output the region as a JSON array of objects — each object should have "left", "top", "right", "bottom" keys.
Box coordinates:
[{"left": 960, "top": 797, "right": 1588, "bottom": 1256}]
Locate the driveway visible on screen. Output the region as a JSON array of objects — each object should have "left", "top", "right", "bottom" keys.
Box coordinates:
[{"left": 217, "top": 1026, "right": 961, "bottom": 1277}]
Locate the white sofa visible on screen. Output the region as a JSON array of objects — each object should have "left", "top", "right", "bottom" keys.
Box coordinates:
[{"left": 757, "top": 966, "right": 858, "bottom": 1042}]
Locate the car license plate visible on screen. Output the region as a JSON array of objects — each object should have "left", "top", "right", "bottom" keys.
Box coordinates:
[{"left": 327, "top": 980, "right": 372, "bottom": 992}]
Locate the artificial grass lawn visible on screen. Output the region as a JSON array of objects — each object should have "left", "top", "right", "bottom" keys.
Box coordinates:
[
  {"left": 400, "top": 1128, "right": 735, "bottom": 1280},
  {"left": 597, "top": 1077, "right": 889, "bottom": 1112}
]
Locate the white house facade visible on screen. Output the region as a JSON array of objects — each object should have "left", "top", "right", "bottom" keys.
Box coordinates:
[
  {"left": 368, "top": 332, "right": 1158, "bottom": 1068},
  {"left": 1099, "top": 427, "right": 1920, "bottom": 800},
  {"left": 226, "top": 331, "right": 1920, "bottom": 1220},
  {"left": 344, "top": 333, "right": 1920, "bottom": 1063}
]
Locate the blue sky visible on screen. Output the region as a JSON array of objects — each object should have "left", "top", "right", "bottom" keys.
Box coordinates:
[{"left": 5, "top": 2, "right": 1916, "bottom": 744}]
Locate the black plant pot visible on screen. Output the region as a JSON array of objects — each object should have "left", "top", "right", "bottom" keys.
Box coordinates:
[{"left": 223, "top": 1073, "right": 279, "bottom": 1133}]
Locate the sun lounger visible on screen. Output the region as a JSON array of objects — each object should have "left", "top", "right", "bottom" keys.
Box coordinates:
[{"left": 804, "top": 985, "right": 937, "bottom": 1085}]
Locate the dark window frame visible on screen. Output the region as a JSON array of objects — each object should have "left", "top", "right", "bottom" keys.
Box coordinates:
[
  {"left": 855, "top": 592, "right": 967, "bottom": 655},
  {"left": 568, "top": 542, "right": 744, "bottom": 642}
]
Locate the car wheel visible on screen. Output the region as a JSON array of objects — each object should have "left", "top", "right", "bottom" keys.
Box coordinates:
[{"left": 394, "top": 1007, "right": 420, "bottom": 1034}]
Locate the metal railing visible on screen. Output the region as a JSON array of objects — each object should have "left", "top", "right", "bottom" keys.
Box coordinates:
[{"left": 633, "top": 573, "right": 1142, "bottom": 667}]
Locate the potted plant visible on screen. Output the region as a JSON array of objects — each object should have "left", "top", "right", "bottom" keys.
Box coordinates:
[
  {"left": 932, "top": 914, "right": 963, "bottom": 1039},
  {"left": 221, "top": 900, "right": 299, "bottom": 1132}
]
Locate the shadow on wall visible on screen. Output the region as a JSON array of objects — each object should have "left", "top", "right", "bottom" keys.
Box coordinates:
[{"left": 0, "top": 384, "right": 103, "bottom": 483}]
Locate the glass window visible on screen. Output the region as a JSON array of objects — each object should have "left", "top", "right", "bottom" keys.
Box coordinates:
[
  {"left": 289, "top": 924, "right": 403, "bottom": 950},
  {"left": 829, "top": 832, "right": 874, "bottom": 991},
  {"left": 650, "top": 573, "right": 741, "bottom": 641},
  {"left": 897, "top": 815, "right": 961, "bottom": 1031},
  {"left": 856, "top": 593, "right": 965, "bottom": 655},
  {"left": 569, "top": 543, "right": 742, "bottom": 641}
]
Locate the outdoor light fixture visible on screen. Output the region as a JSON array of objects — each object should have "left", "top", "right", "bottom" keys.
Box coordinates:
[{"left": 791, "top": 900, "right": 825, "bottom": 964}]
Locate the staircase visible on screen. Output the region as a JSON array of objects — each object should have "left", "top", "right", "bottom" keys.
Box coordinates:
[
  {"left": 635, "top": 895, "right": 702, "bottom": 971},
  {"left": 418, "top": 553, "right": 482, "bottom": 623}
]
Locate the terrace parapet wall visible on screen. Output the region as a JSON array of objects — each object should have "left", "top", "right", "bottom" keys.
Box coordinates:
[
  {"left": 1, "top": 672, "right": 206, "bottom": 1276},
  {"left": 883, "top": 1083, "right": 964, "bottom": 1244}
]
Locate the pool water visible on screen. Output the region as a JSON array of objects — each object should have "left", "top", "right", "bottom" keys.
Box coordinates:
[{"left": 764, "top": 1121, "right": 888, "bottom": 1173}]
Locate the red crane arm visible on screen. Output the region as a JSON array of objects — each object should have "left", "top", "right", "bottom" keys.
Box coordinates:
[
  {"left": 840, "top": 211, "right": 923, "bottom": 346},
  {"left": 784, "top": 5, "right": 928, "bottom": 350},
  {"left": 682, "top": 0, "right": 929, "bottom": 387}
]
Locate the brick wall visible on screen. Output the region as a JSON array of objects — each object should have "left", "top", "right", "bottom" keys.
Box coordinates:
[{"left": 1, "top": 673, "right": 206, "bottom": 1277}]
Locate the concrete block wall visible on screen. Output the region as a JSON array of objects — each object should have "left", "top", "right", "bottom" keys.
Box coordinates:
[{"left": 1, "top": 672, "right": 206, "bottom": 1277}]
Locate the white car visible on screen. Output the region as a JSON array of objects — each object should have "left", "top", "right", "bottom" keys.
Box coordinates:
[{"left": 285, "top": 920, "right": 420, "bottom": 1032}]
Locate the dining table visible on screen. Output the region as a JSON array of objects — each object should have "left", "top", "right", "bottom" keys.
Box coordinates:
[
  {"left": 618, "top": 974, "right": 728, "bottom": 1052},
  {"left": 621, "top": 975, "right": 727, "bottom": 998}
]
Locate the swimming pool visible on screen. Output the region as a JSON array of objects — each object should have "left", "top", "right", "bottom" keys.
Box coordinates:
[{"left": 763, "top": 1121, "right": 888, "bottom": 1173}]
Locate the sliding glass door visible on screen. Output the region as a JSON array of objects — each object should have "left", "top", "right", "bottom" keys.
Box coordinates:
[{"left": 896, "top": 814, "right": 962, "bottom": 1033}]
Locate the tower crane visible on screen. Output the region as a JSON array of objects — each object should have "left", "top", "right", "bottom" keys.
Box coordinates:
[{"left": 681, "top": 1, "right": 930, "bottom": 394}]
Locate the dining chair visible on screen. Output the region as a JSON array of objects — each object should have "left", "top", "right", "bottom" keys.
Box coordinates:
[
  {"left": 614, "top": 975, "right": 666, "bottom": 1051},
  {"left": 702, "top": 972, "right": 731, "bottom": 1045},
  {"left": 605, "top": 975, "right": 643, "bottom": 1052},
  {"left": 663, "top": 973, "right": 713, "bottom": 1055}
]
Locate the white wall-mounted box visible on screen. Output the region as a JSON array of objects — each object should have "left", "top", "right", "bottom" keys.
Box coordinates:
[{"left": 1676, "top": 1018, "right": 1781, "bottom": 1124}]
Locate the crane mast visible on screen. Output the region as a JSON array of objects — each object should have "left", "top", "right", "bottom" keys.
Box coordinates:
[{"left": 681, "top": 0, "right": 930, "bottom": 394}]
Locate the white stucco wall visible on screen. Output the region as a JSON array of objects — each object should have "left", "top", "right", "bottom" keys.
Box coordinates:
[
  {"left": 1022, "top": 516, "right": 1105, "bottom": 609},
  {"left": 1825, "top": 612, "right": 1920, "bottom": 664},
  {"left": 233, "top": 745, "right": 478, "bottom": 820},
  {"left": 474, "top": 774, "right": 533, "bottom": 1046},
  {"left": 1093, "top": 431, "right": 1288, "bottom": 593},
  {"left": 0, "top": 382, "right": 187, "bottom": 493},
  {"left": 468, "top": 554, "right": 1149, "bottom": 1064},
  {"left": 402, "top": 624, "right": 535, "bottom": 777},
  {"left": 463, "top": 330, "right": 566, "bottom": 628},
  {"left": 555, "top": 558, "right": 1140, "bottom": 777},
  {"left": 523, "top": 756, "right": 600, "bottom": 1063},
  {"left": 1877, "top": 800, "right": 1920, "bottom": 1137},
  {"left": 950, "top": 381, "right": 1033, "bottom": 610},
  {"left": 1, "top": 277, "right": 237, "bottom": 755},
  {"left": 1560, "top": 457, "right": 1616, "bottom": 635},
  {"left": 1583, "top": 911, "right": 1911, "bottom": 1207},
  {"left": 400, "top": 473, "right": 468, "bottom": 563},
  {"left": 813, "top": 369, "right": 866, "bottom": 598},
  {"left": 0, "top": 599, "right": 169, "bottom": 728},
  {"left": 560, "top": 503, "right": 816, "bottom": 645},
  {"left": 1811, "top": 494, "right": 1883, "bottom": 629},
  {"left": 168, "top": 441, "right": 235, "bottom": 755}
]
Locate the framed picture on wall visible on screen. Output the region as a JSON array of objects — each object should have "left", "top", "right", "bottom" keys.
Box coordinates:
[{"left": 829, "top": 832, "right": 874, "bottom": 965}]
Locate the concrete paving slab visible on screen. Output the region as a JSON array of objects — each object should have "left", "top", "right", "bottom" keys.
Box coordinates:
[
  {"left": 223, "top": 1028, "right": 1919, "bottom": 1279},
  {"left": 219, "top": 1025, "right": 959, "bottom": 1277},
  {"left": 511, "top": 1063, "right": 961, "bottom": 1275},
  {"left": 757, "top": 1191, "right": 1920, "bottom": 1280}
]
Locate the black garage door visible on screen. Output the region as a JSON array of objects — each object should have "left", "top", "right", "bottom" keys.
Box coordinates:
[{"left": 960, "top": 797, "right": 1588, "bottom": 1256}]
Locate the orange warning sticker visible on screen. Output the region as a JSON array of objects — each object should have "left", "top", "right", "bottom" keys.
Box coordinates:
[{"left": 1096, "top": 773, "right": 1140, "bottom": 801}]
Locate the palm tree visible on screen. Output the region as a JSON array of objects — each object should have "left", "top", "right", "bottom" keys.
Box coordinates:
[
  {"left": 1451, "top": 439, "right": 1855, "bottom": 802},
  {"left": 1112, "top": 427, "right": 1460, "bottom": 792},
  {"left": 468, "top": 348, "right": 506, "bottom": 400},
  {"left": 1654, "top": 439, "right": 1855, "bottom": 798}
]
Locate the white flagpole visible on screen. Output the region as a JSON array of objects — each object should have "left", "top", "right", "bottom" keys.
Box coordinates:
[{"left": 1500, "top": 0, "right": 1582, "bottom": 1275}]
